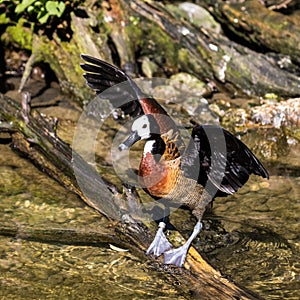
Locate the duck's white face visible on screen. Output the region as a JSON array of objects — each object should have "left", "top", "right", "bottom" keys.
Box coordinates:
[
  {"left": 131, "top": 115, "right": 152, "bottom": 140},
  {"left": 119, "top": 115, "right": 157, "bottom": 151}
]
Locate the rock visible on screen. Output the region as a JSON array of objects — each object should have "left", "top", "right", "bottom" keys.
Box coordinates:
[{"left": 168, "top": 2, "right": 221, "bottom": 33}]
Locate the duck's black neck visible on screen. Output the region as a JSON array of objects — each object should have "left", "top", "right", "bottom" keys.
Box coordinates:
[{"left": 143, "top": 135, "right": 166, "bottom": 160}]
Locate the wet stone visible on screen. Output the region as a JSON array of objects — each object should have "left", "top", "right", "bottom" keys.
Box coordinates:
[{"left": 168, "top": 2, "right": 221, "bottom": 33}]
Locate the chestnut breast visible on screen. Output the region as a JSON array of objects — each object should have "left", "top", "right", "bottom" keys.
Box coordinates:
[{"left": 138, "top": 138, "right": 182, "bottom": 198}]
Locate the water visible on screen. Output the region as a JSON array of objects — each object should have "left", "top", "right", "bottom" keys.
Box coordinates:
[
  {"left": 0, "top": 143, "right": 185, "bottom": 300},
  {"left": 209, "top": 175, "right": 300, "bottom": 300}
]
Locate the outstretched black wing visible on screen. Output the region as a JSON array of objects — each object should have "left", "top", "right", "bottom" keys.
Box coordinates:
[
  {"left": 80, "top": 54, "right": 144, "bottom": 117},
  {"left": 182, "top": 125, "right": 269, "bottom": 198}
]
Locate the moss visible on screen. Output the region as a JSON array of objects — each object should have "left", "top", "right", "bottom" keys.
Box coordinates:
[
  {"left": 125, "top": 16, "right": 143, "bottom": 48},
  {"left": 3, "top": 18, "right": 33, "bottom": 50},
  {"left": 147, "top": 25, "right": 178, "bottom": 67},
  {"left": 178, "top": 48, "right": 198, "bottom": 72},
  {"left": 125, "top": 16, "right": 178, "bottom": 73},
  {"left": 60, "top": 41, "right": 81, "bottom": 75}
]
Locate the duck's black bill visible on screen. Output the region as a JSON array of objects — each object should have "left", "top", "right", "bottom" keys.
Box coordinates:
[{"left": 118, "top": 131, "right": 140, "bottom": 151}]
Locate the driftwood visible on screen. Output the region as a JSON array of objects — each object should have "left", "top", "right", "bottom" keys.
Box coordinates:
[{"left": 0, "top": 92, "right": 264, "bottom": 299}]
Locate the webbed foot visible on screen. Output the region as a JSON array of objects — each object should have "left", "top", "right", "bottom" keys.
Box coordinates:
[
  {"left": 164, "top": 244, "right": 190, "bottom": 267},
  {"left": 164, "top": 221, "right": 202, "bottom": 267},
  {"left": 146, "top": 222, "right": 172, "bottom": 257}
]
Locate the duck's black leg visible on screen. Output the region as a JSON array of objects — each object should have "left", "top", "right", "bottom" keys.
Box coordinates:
[
  {"left": 155, "top": 204, "right": 176, "bottom": 230},
  {"left": 164, "top": 221, "right": 202, "bottom": 267}
]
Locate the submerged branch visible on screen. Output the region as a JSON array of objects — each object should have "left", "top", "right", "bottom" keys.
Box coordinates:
[{"left": 0, "top": 221, "right": 116, "bottom": 246}]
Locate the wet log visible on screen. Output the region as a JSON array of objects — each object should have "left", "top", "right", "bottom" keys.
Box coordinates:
[
  {"left": 0, "top": 92, "right": 263, "bottom": 299},
  {"left": 128, "top": 0, "right": 300, "bottom": 97},
  {"left": 201, "top": 0, "right": 300, "bottom": 63},
  {"left": 0, "top": 221, "right": 116, "bottom": 246}
]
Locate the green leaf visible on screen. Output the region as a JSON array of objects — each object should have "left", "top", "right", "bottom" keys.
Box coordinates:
[
  {"left": 15, "top": 0, "right": 36, "bottom": 14},
  {"left": 0, "top": 12, "right": 10, "bottom": 24},
  {"left": 34, "top": 1, "right": 43, "bottom": 6},
  {"left": 38, "top": 12, "right": 49, "bottom": 24},
  {"left": 45, "top": 1, "right": 65, "bottom": 17},
  {"left": 45, "top": 2, "right": 57, "bottom": 15},
  {"left": 27, "top": 5, "right": 35, "bottom": 13},
  {"left": 57, "top": 2, "right": 66, "bottom": 17}
]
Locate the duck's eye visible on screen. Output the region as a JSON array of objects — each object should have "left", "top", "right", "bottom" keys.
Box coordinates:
[{"left": 142, "top": 124, "right": 147, "bottom": 129}]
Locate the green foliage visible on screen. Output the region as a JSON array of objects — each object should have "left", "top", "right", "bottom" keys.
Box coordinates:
[
  {"left": 4, "top": 17, "right": 33, "bottom": 49},
  {"left": 0, "top": 0, "right": 67, "bottom": 25},
  {"left": 15, "top": 0, "right": 66, "bottom": 24},
  {"left": 0, "top": 0, "right": 84, "bottom": 43},
  {"left": 0, "top": 1, "right": 15, "bottom": 25}
]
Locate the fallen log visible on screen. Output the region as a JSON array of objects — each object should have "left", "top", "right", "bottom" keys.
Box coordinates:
[
  {"left": 0, "top": 92, "right": 264, "bottom": 299},
  {"left": 129, "top": 0, "right": 300, "bottom": 97},
  {"left": 201, "top": 0, "right": 300, "bottom": 64}
]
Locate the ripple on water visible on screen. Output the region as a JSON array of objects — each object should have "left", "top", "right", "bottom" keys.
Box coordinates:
[
  {"left": 208, "top": 174, "right": 300, "bottom": 300},
  {"left": 0, "top": 237, "right": 185, "bottom": 300}
]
